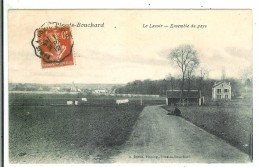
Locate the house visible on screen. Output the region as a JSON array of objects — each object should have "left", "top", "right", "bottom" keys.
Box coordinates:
[
  {"left": 212, "top": 82, "right": 231, "bottom": 101},
  {"left": 166, "top": 90, "right": 200, "bottom": 106}
]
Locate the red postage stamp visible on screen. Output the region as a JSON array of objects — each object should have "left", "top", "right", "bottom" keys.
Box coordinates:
[{"left": 31, "top": 22, "right": 74, "bottom": 68}]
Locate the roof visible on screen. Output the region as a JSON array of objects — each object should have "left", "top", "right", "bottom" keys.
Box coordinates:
[
  {"left": 166, "top": 90, "right": 199, "bottom": 98},
  {"left": 212, "top": 82, "right": 231, "bottom": 88}
]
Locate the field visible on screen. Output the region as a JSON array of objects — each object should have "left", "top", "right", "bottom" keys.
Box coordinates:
[
  {"left": 9, "top": 93, "right": 165, "bottom": 106},
  {"left": 9, "top": 93, "right": 165, "bottom": 163},
  {"left": 9, "top": 92, "right": 253, "bottom": 163},
  {"left": 162, "top": 97, "right": 253, "bottom": 159}
]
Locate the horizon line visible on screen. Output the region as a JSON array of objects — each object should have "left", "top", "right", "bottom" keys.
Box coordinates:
[{"left": 8, "top": 76, "right": 244, "bottom": 85}]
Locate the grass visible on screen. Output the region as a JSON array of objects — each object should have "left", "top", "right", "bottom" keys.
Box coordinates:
[
  {"left": 162, "top": 98, "right": 253, "bottom": 160},
  {"left": 9, "top": 93, "right": 148, "bottom": 163},
  {"left": 9, "top": 93, "right": 165, "bottom": 106}
]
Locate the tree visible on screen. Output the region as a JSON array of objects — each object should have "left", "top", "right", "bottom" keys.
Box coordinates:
[
  {"left": 166, "top": 73, "right": 175, "bottom": 90},
  {"left": 186, "top": 62, "right": 198, "bottom": 92},
  {"left": 240, "top": 66, "right": 253, "bottom": 89},
  {"left": 168, "top": 44, "right": 199, "bottom": 102},
  {"left": 161, "top": 79, "right": 167, "bottom": 95},
  {"left": 198, "top": 67, "right": 209, "bottom": 96}
]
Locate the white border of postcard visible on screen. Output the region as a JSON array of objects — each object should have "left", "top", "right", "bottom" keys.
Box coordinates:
[{"left": 3, "top": 0, "right": 260, "bottom": 167}]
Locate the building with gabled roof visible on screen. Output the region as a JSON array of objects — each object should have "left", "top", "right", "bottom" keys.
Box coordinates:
[
  {"left": 212, "top": 82, "right": 231, "bottom": 101},
  {"left": 166, "top": 90, "right": 200, "bottom": 106}
]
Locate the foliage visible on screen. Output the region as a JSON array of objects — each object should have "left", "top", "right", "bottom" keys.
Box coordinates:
[
  {"left": 168, "top": 45, "right": 200, "bottom": 99},
  {"left": 116, "top": 77, "right": 243, "bottom": 98}
]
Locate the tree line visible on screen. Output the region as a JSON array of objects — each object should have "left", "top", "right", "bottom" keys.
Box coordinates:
[
  {"left": 115, "top": 77, "right": 244, "bottom": 97},
  {"left": 116, "top": 44, "right": 251, "bottom": 98}
]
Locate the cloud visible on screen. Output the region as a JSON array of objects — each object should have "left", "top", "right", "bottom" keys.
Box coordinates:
[
  {"left": 199, "top": 47, "right": 252, "bottom": 79},
  {"left": 224, "top": 47, "right": 252, "bottom": 61},
  {"left": 77, "top": 49, "right": 169, "bottom": 67}
]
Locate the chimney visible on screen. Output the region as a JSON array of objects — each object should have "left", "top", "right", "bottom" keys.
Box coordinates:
[
  {"left": 214, "top": 82, "right": 216, "bottom": 86},
  {"left": 228, "top": 82, "right": 230, "bottom": 85}
]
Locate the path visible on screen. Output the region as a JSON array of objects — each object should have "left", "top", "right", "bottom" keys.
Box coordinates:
[{"left": 111, "top": 105, "right": 250, "bottom": 163}]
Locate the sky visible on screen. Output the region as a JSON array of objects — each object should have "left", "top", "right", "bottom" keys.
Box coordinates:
[{"left": 8, "top": 10, "right": 252, "bottom": 84}]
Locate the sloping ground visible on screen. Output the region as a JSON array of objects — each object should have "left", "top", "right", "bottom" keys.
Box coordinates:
[{"left": 112, "top": 106, "right": 250, "bottom": 163}]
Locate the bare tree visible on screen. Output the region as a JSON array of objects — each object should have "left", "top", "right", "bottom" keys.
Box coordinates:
[
  {"left": 187, "top": 62, "right": 198, "bottom": 92},
  {"left": 239, "top": 66, "right": 253, "bottom": 92},
  {"left": 168, "top": 44, "right": 199, "bottom": 102},
  {"left": 166, "top": 73, "right": 175, "bottom": 90},
  {"left": 240, "top": 66, "right": 253, "bottom": 85},
  {"left": 198, "top": 67, "right": 209, "bottom": 97}
]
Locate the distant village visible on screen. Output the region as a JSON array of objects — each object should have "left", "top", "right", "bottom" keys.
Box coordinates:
[
  {"left": 9, "top": 82, "right": 116, "bottom": 95},
  {"left": 8, "top": 82, "right": 158, "bottom": 97}
]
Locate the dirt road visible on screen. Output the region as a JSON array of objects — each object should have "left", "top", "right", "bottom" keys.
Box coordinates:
[{"left": 112, "top": 105, "right": 250, "bottom": 163}]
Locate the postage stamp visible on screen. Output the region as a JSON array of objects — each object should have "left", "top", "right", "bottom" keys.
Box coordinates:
[{"left": 31, "top": 22, "right": 74, "bottom": 68}]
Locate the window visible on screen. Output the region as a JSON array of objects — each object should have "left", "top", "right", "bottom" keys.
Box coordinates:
[
  {"left": 217, "top": 89, "right": 221, "bottom": 93},
  {"left": 217, "top": 95, "right": 221, "bottom": 99},
  {"left": 224, "top": 89, "right": 229, "bottom": 93},
  {"left": 225, "top": 95, "right": 229, "bottom": 99}
]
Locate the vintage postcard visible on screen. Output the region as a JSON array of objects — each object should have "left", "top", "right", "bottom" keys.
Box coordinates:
[{"left": 7, "top": 10, "right": 252, "bottom": 164}]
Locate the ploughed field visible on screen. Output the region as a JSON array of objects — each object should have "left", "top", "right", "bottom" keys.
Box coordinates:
[
  {"left": 9, "top": 93, "right": 164, "bottom": 163},
  {"left": 162, "top": 97, "right": 253, "bottom": 159}
]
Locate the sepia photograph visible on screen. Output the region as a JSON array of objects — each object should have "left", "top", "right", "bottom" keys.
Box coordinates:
[{"left": 7, "top": 10, "right": 252, "bottom": 164}]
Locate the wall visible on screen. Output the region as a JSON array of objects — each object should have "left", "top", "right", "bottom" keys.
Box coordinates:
[{"left": 212, "top": 83, "right": 232, "bottom": 101}]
